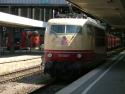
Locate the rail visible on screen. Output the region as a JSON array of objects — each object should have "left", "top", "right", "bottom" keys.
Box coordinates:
[
  {"left": 0, "top": 65, "right": 42, "bottom": 84},
  {"left": 0, "top": 57, "right": 41, "bottom": 64}
]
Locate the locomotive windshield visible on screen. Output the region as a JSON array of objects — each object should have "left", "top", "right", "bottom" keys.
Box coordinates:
[
  {"left": 51, "top": 25, "right": 65, "bottom": 33},
  {"left": 50, "top": 25, "right": 82, "bottom": 34},
  {"left": 66, "top": 25, "right": 81, "bottom": 33}
]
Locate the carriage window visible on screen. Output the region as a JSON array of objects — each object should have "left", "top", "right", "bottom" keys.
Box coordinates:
[
  {"left": 66, "top": 25, "right": 81, "bottom": 33},
  {"left": 51, "top": 25, "right": 65, "bottom": 33}
]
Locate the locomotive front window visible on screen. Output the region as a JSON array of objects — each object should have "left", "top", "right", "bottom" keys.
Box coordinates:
[
  {"left": 50, "top": 25, "right": 82, "bottom": 34},
  {"left": 66, "top": 25, "right": 81, "bottom": 33},
  {"left": 51, "top": 25, "right": 65, "bottom": 33}
]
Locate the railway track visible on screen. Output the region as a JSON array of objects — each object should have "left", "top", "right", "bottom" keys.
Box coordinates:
[{"left": 0, "top": 65, "right": 42, "bottom": 84}]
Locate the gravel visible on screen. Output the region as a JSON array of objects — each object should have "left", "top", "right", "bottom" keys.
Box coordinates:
[{"left": 0, "top": 73, "right": 52, "bottom": 94}]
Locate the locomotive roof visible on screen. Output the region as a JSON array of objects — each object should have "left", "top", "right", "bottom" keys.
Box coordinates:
[
  {"left": 48, "top": 18, "right": 105, "bottom": 29},
  {"left": 48, "top": 18, "right": 87, "bottom": 26}
]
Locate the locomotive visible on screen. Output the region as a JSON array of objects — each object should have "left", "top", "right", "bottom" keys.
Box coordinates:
[
  {"left": 43, "top": 18, "right": 106, "bottom": 79},
  {"left": 42, "top": 18, "right": 120, "bottom": 79}
]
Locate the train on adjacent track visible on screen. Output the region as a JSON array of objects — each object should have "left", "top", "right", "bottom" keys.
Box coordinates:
[
  {"left": 42, "top": 18, "right": 121, "bottom": 79},
  {"left": 7, "top": 30, "right": 44, "bottom": 50}
]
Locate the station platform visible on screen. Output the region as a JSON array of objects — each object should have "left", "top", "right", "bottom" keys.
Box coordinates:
[
  {"left": 56, "top": 51, "right": 125, "bottom": 94},
  {"left": 0, "top": 54, "right": 42, "bottom": 75}
]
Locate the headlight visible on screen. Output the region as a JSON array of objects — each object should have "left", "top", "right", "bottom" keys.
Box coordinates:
[
  {"left": 47, "top": 53, "right": 52, "bottom": 57},
  {"left": 77, "top": 54, "right": 82, "bottom": 58}
]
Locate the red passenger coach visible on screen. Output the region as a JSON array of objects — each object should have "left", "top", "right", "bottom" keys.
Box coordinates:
[
  {"left": 21, "top": 31, "right": 43, "bottom": 49},
  {"left": 106, "top": 32, "right": 121, "bottom": 50},
  {"left": 20, "top": 31, "right": 27, "bottom": 49},
  {"left": 7, "top": 30, "right": 44, "bottom": 50},
  {"left": 7, "top": 32, "right": 13, "bottom": 50}
]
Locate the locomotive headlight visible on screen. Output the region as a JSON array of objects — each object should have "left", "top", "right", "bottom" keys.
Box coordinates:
[
  {"left": 77, "top": 54, "right": 82, "bottom": 58},
  {"left": 47, "top": 53, "right": 52, "bottom": 57}
]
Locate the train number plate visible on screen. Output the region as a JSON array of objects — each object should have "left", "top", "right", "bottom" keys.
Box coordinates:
[{"left": 58, "top": 54, "right": 70, "bottom": 57}]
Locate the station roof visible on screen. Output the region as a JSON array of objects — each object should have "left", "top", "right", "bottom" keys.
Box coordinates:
[
  {"left": 67, "top": 0, "right": 125, "bottom": 28},
  {"left": 0, "top": 12, "right": 47, "bottom": 28},
  {"left": 0, "top": 0, "right": 67, "bottom": 6}
]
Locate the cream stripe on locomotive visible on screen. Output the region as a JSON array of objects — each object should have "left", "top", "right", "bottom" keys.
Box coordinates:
[{"left": 45, "top": 34, "right": 95, "bottom": 51}]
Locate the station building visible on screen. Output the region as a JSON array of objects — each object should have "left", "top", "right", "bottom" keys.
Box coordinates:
[
  {"left": 0, "top": 0, "right": 72, "bottom": 54},
  {"left": 0, "top": 0, "right": 68, "bottom": 21}
]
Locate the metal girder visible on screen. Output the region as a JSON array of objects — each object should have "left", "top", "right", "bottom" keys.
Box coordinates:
[{"left": 67, "top": 0, "right": 125, "bottom": 28}]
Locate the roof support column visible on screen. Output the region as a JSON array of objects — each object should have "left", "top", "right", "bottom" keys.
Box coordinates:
[{"left": 8, "top": 28, "right": 15, "bottom": 54}]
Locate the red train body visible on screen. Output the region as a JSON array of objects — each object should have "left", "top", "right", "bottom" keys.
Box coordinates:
[
  {"left": 106, "top": 33, "right": 121, "bottom": 50},
  {"left": 7, "top": 31, "right": 44, "bottom": 50}
]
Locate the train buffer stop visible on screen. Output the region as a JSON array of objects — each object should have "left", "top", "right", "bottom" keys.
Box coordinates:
[{"left": 56, "top": 51, "right": 125, "bottom": 94}]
